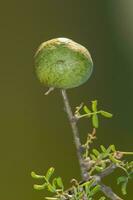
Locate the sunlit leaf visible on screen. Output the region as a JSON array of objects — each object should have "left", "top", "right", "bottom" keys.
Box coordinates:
[
  {"left": 82, "top": 179, "right": 94, "bottom": 188},
  {"left": 92, "top": 100, "right": 98, "bottom": 112},
  {"left": 56, "top": 177, "right": 64, "bottom": 190},
  {"left": 117, "top": 176, "right": 127, "bottom": 184},
  {"left": 99, "top": 197, "right": 106, "bottom": 200},
  {"left": 109, "top": 155, "right": 121, "bottom": 163},
  {"left": 106, "top": 145, "right": 113, "bottom": 154},
  {"left": 100, "top": 111, "right": 113, "bottom": 118},
  {"left": 90, "top": 154, "right": 97, "bottom": 161},
  {"left": 95, "top": 166, "right": 103, "bottom": 172},
  {"left": 31, "top": 171, "right": 44, "bottom": 179},
  {"left": 92, "top": 149, "right": 100, "bottom": 157},
  {"left": 90, "top": 185, "right": 101, "bottom": 196},
  {"left": 121, "top": 182, "right": 128, "bottom": 195},
  {"left": 47, "top": 184, "right": 56, "bottom": 193},
  {"left": 100, "top": 145, "right": 107, "bottom": 153},
  {"left": 83, "top": 105, "right": 91, "bottom": 115},
  {"left": 110, "top": 144, "right": 116, "bottom": 152},
  {"left": 33, "top": 183, "right": 47, "bottom": 190},
  {"left": 85, "top": 184, "right": 91, "bottom": 195},
  {"left": 45, "top": 167, "right": 55, "bottom": 180},
  {"left": 92, "top": 114, "right": 99, "bottom": 128},
  {"left": 117, "top": 176, "right": 128, "bottom": 195},
  {"left": 52, "top": 178, "right": 57, "bottom": 189}
]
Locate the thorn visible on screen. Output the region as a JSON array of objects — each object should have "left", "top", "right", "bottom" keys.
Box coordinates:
[{"left": 44, "top": 87, "right": 54, "bottom": 95}]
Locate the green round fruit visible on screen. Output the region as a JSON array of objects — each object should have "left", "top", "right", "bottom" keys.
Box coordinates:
[{"left": 35, "top": 38, "right": 93, "bottom": 89}]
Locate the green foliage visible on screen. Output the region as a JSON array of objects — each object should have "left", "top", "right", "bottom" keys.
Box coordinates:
[
  {"left": 31, "top": 169, "right": 104, "bottom": 200},
  {"left": 75, "top": 100, "right": 113, "bottom": 128},
  {"left": 99, "top": 197, "right": 106, "bottom": 200},
  {"left": 31, "top": 99, "right": 133, "bottom": 199},
  {"left": 117, "top": 161, "right": 133, "bottom": 195},
  {"left": 31, "top": 143, "right": 133, "bottom": 199},
  {"left": 31, "top": 168, "right": 65, "bottom": 199}
]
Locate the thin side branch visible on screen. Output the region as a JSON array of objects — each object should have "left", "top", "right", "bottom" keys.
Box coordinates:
[
  {"left": 93, "top": 164, "right": 123, "bottom": 200},
  {"left": 100, "top": 183, "right": 123, "bottom": 200},
  {"left": 97, "top": 163, "right": 117, "bottom": 179},
  {"left": 61, "top": 89, "right": 89, "bottom": 181}
]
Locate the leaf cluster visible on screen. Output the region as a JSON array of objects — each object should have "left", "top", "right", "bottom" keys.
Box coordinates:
[
  {"left": 31, "top": 144, "right": 133, "bottom": 199},
  {"left": 117, "top": 161, "right": 133, "bottom": 195},
  {"left": 75, "top": 100, "right": 112, "bottom": 128},
  {"left": 31, "top": 167, "right": 65, "bottom": 199},
  {"left": 31, "top": 168, "right": 106, "bottom": 200},
  {"left": 31, "top": 100, "right": 133, "bottom": 199}
]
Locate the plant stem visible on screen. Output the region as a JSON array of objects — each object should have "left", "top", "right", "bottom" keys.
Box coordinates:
[
  {"left": 76, "top": 111, "right": 101, "bottom": 119},
  {"left": 96, "top": 163, "right": 117, "bottom": 179},
  {"left": 100, "top": 183, "right": 123, "bottom": 200},
  {"left": 92, "top": 165, "right": 124, "bottom": 200},
  {"left": 61, "top": 89, "right": 89, "bottom": 181},
  {"left": 61, "top": 90, "right": 124, "bottom": 200},
  {"left": 120, "top": 151, "right": 133, "bottom": 155}
]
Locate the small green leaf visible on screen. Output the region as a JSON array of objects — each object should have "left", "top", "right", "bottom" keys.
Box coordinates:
[
  {"left": 109, "top": 155, "right": 121, "bottom": 163},
  {"left": 99, "top": 197, "right": 106, "bottom": 200},
  {"left": 90, "top": 185, "right": 101, "bottom": 196},
  {"left": 121, "top": 182, "right": 128, "bottom": 195},
  {"left": 45, "top": 167, "right": 55, "bottom": 180},
  {"left": 56, "top": 177, "right": 64, "bottom": 190},
  {"left": 117, "top": 176, "right": 128, "bottom": 195},
  {"left": 92, "top": 100, "right": 98, "bottom": 112},
  {"left": 100, "top": 145, "right": 107, "bottom": 153},
  {"left": 92, "top": 149, "right": 100, "bottom": 157},
  {"left": 31, "top": 171, "right": 44, "bottom": 179},
  {"left": 52, "top": 178, "right": 57, "bottom": 189},
  {"left": 92, "top": 114, "right": 99, "bottom": 128},
  {"left": 110, "top": 144, "right": 116, "bottom": 152},
  {"left": 82, "top": 179, "right": 94, "bottom": 188},
  {"left": 78, "top": 191, "right": 84, "bottom": 199},
  {"left": 106, "top": 145, "right": 113, "bottom": 154},
  {"left": 90, "top": 154, "right": 97, "bottom": 160},
  {"left": 83, "top": 105, "right": 91, "bottom": 115},
  {"left": 85, "top": 184, "right": 91, "bottom": 195},
  {"left": 45, "top": 197, "right": 58, "bottom": 200},
  {"left": 95, "top": 166, "right": 103, "bottom": 172},
  {"left": 33, "top": 183, "right": 47, "bottom": 190},
  {"left": 47, "top": 184, "right": 56, "bottom": 193},
  {"left": 117, "top": 176, "right": 127, "bottom": 185},
  {"left": 100, "top": 111, "right": 113, "bottom": 118}
]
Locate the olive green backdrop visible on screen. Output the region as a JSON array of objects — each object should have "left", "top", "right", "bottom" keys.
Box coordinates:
[{"left": 0, "top": 0, "right": 132, "bottom": 199}]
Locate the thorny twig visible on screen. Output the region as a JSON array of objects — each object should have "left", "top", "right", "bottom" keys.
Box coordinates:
[
  {"left": 61, "top": 89, "right": 123, "bottom": 200},
  {"left": 61, "top": 89, "right": 89, "bottom": 181}
]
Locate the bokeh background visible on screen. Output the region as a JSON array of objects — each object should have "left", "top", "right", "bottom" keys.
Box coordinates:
[{"left": 0, "top": 0, "right": 132, "bottom": 199}]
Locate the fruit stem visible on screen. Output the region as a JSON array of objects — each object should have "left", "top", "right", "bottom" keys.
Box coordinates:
[
  {"left": 45, "top": 87, "right": 54, "bottom": 95},
  {"left": 61, "top": 89, "right": 89, "bottom": 181}
]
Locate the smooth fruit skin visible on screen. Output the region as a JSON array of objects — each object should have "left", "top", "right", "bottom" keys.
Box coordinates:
[{"left": 35, "top": 38, "right": 93, "bottom": 89}]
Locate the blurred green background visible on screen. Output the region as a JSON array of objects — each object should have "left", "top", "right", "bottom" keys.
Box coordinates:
[{"left": 0, "top": 0, "right": 132, "bottom": 199}]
